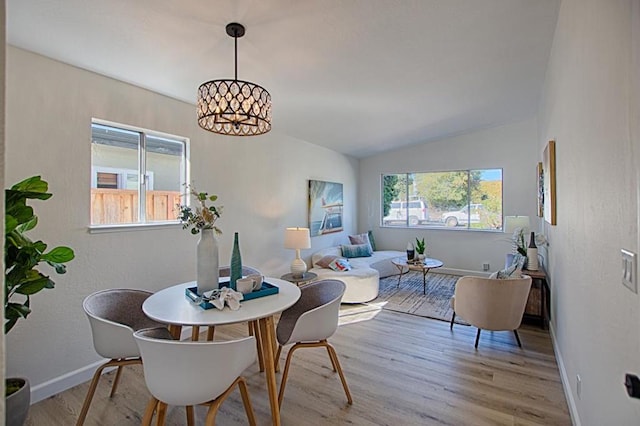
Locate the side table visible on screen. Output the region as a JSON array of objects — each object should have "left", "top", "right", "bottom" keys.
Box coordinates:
[
  {"left": 280, "top": 271, "right": 318, "bottom": 286},
  {"left": 522, "top": 267, "right": 550, "bottom": 329}
]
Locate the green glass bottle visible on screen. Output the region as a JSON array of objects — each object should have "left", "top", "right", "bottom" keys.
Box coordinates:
[{"left": 230, "top": 232, "right": 242, "bottom": 290}]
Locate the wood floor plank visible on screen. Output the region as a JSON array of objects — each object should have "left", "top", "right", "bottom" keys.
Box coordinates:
[{"left": 26, "top": 310, "right": 571, "bottom": 425}]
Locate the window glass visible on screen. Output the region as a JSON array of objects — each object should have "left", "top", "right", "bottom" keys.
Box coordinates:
[
  {"left": 90, "top": 121, "right": 188, "bottom": 226},
  {"left": 381, "top": 169, "right": 502, "bottom": 230}
]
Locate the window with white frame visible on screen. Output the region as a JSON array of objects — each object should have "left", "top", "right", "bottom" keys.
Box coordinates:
[
  {"left": 90, "top": 120, "right": 188, "bottom": 226},
  {"left": 381, "top": 169, "right": 503, "bottom": 230}
]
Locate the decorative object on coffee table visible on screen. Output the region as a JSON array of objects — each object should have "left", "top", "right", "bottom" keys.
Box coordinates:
[
  {"left": 415, "top": 237, "right": 426, "bottom": 260},
  {"left": 284, "top": 227, "right": 311, "bottom": 278},
  {"left": 406, "top": 241, "right": 415, "bottom": 261}
]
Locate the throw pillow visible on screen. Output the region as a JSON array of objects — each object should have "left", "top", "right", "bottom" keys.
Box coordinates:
[
  {"left": 367, "top": 230, "right": 377, "bottom": 251},
  {"left": 315, "top": 255, "right": 339, "bottom": 268},
  {"left": 348, "top": 232, "right": 373, "bottom": 253},
  {"left": 494, "top": 263, "right": 520, "bottom": 279},
  {"left": 328, "top": 258, "right": 351, "bottom": 272},
  {"left": 341, "top": 243, "right": 373, "bottom": 258}
]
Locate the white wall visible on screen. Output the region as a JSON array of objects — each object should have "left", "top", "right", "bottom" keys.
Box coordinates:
[
  {"left": 1, "top": 0, "right": 7, "bottom": 417},
  {"left": 538, "top": 0, "right": 640, "bottom": 424},
  {"left": 359, "top": 119, "right": 539, "bottom": 275},
  {"left": 4, "top": 47, "right": 359, "bottom": 401}
]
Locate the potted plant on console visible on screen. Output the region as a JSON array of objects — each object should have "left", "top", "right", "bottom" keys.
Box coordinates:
[
  {"left": 415, "top": 237, "right": 426, "bottom": 261},
  {"left": 5, "top": 176, "right": 75, "bottom": 426}
]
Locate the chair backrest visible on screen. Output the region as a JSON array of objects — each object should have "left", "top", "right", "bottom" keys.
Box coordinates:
[
  {"left": 134, "top": 328, "right": 256, "bottom": 406},
  {"left": 453, "top": 276, "right": 532, "bottom": 331},
  {"left": 277, "top": 279, "right": 346, "bottom": 345},
  {"left": 83, "top": 289, "right": 163, "bottom": 359},
  {"left": 219, "top": 265, "right": 261, "bottom": 278}
]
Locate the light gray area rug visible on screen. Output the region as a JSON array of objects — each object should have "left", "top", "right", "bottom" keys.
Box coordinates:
[{"left": 340, "top": 272, "right": 468, "bottom": 325}]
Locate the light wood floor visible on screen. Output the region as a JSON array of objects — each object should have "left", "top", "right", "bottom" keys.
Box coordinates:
[{"left": 27, "top": 308, "right": 571, "bottom": 425}]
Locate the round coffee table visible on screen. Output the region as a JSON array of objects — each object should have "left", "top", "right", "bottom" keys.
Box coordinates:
[{"left": 391, "top": 257, "right": 444, "bottom": 294}]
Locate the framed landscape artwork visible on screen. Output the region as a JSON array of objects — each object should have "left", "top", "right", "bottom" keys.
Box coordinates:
[
  {"left": 543, "top": 140, "right": 557, "bottom": 225},
  {"left": 537, "top": 162, "right": 544, "bottom": 217},
  {"left": 308, "top": 180, "right": 343, "bottom": 237}
]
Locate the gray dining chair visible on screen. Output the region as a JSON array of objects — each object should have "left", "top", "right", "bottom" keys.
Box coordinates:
[
  {"left": 275, "top": 279, "right": 352, "bottom": 407},
  {"left": 77, "top": 288, "right": 168, "bottom": 426}
]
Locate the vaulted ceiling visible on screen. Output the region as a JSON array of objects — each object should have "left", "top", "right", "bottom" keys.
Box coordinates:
[{"left": 7, "top": 0, "right": 560, "bottom": 158}]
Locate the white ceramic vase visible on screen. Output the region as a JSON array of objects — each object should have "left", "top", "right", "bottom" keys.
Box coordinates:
[{"left": 196, "top": 228, "right": 219, "bottom": 295}]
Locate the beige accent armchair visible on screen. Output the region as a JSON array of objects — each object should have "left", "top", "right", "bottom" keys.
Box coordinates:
[{"left": 450, "top": 275, "right": 532, "bottom": 348}]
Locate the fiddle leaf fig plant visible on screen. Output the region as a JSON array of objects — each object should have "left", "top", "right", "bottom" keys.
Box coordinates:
[{"left": 5, "top": 176, "right": 75, "bottom": 334}]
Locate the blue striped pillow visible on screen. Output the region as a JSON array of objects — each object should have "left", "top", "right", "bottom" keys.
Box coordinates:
[{"left": 341, "top": 243, "right": 373, "bottom": 258}]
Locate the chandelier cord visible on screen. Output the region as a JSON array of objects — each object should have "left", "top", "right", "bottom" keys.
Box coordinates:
[{"left": 234, "top": 30, "right": 238, "bottom": 81}]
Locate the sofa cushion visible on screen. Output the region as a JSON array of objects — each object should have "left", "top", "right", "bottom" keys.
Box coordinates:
[
  {"left": 341, "top": 244, "right": 373, "bottom": 258},
  {"left": 367, "top": 230, "right": 377, "bottom": 251},
  {"left": 349, "top": 232, "right": 373, "bottom": 252}
]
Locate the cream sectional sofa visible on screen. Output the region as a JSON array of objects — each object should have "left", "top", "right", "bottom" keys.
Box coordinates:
[{"left": 309, "top": 246, "right": 405, "bottom": 303}]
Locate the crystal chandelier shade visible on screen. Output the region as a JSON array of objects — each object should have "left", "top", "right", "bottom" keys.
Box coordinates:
[{"left": 197, "top": 23, "right": 272, "bottom": 136}]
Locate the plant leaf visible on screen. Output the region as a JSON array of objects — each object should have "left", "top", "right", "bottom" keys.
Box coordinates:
[{"left": 41, "top": 246, "right": 75, "bottom": 263}]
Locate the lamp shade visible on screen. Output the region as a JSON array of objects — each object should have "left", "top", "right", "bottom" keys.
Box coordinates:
[
  {"left": 284, "top": 227, "right": 311, "bottom": 249},
  {"left": 503, "top": 216, "right": 530, "bottom": 234}
]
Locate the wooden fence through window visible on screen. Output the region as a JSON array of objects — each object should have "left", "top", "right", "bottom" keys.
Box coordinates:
[{"left": 91, "top": 189, "right": 181, "bottom": 225}]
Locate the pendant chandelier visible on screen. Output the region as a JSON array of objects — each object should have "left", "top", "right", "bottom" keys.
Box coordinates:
[{"left": 197, "top": 23, "right": 272, "bottom": 136}]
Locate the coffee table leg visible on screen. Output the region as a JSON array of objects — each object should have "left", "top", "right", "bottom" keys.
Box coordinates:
[{"left": 395, "top": 264, "right": 405, "bottom": 287}]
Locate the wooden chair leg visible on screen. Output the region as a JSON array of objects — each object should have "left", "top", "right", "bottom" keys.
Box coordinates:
[
  {"left": 513, "top": 329, "right": 522, "bottom": 347},
  {"left": 237, "top": 377, "right": 257, "bottom": 426},
  {"left": 186, "top": 405, "right": 195, "bottom": 426},
  {"left": 450, "top": 312, "right": 456, "bottom": 330},
  {"left": 156, "top": 401, "right": 168, "bottom": 426},
  {"left": 475, "top": 328, "right": 482, "bottom": 348},
  {"left": 109, "top": 363, "right": 124, "bottom": 397},
  {"left": 325, "top": 342, "right": 353, "bottom": 404},
  {"left": 325, "top": 345, "right": 338, "bottom": 372},
  {"left": 275, "top": 344, "right": 282, "bottom": 366},
  {"left": 278, "top": 343, "right": 302, "bottom": 406},
  {"left": 191, "top": 326, "right": 200, "bottom": 341},
  {"left": 141, "top": 398, "right": 159, "bottom": 426},
  {"left": 204, "top": 376, "right": 243, "bottom": 425},
  {"left": 77, "top": 358, "right": 142, "bottom": 425},
  {"left": 206, "top": 326, "right": 215, "bottom": 341}
]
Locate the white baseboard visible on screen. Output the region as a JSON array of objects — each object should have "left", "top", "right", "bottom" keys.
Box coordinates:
[
  {"left": 549, "top": 321, "right": 581, "bottom": 426},
  {"left": 435, "top": 267, "right": 491, "bottom": 277},
  {"left": 30, "top": 327, "right": 195, "bottom": 404},
  {"left": 30, "top": 359, "right": 108, "bottom": 404}
]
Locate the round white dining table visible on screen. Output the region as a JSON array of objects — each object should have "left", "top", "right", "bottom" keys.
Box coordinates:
[{"left": 143, "top": 277, "right": 301, "bottom": 426}]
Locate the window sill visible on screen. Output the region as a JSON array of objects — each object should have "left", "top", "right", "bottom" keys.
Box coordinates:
[{"left": 88, "top": 222, "right": 182, "bottom": 234}]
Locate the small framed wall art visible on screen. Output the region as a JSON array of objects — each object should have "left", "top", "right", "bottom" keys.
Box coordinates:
[
  {"left": 537, "top": 162, "right": 544, "bottom": 217},
  {"left": 543, "top": 140, "right": 556, "bottom": 225}
]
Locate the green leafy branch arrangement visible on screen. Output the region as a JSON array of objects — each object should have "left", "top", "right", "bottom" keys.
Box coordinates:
[
  {"left": 177, "top": 183, "right": 223, "bottom": 235},
  {"left": 5, "top": 176, "right": 75, "bottom": 333}
]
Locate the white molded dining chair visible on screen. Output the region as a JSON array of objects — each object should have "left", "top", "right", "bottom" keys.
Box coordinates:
[
  {"left": 134, "top": 327, "right": 257, "bottom": 426},
  {"left": 77, "top": 288, "right": 167, "bottom": 426},
  {"left": 275, "top": 279, "right": 352, "bottom": 406}
]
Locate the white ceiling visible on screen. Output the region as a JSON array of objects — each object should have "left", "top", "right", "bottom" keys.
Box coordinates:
[{"left": 7, "top": 0, "right": 559, "bottom": 158}]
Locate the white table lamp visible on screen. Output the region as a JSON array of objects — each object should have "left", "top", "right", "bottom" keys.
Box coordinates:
[
  {"left": 284, "top": 227, "right": 311, "bottom": 278},
  {"left": 503, "top": 215, "right": 530, "bottom": 235}
]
